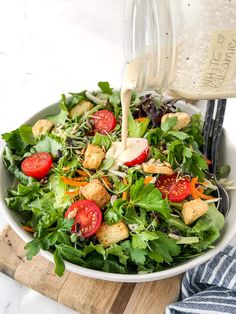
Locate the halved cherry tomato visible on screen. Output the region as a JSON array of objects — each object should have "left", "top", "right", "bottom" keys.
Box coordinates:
[
  {"left": 21, "top": 152, "right": 53, "bottom": 179},
  {"left": 92, "top": 110, "right": 116, "bottom": 134},
  {"left": 124, "top": 147, "right": 149, "bottom": 167},
  {"left": 65, "top": 200, "right": 102, "bottom": 238},
  {"left": 155, "top": 174, "right": 191, "bottom": 202}
]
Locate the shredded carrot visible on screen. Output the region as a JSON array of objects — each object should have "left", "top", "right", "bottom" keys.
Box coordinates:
[
  {"left": 144, "top": 176, "right": 153, "bottom": 185},
  {"left": 122, "top": 191, "right": 127, "bottom": 200},
  {"left": 135, "top": 117, "right": 146, "bottom": 123},
  {"left": 190, "top": 177, "right": 214, "bottom": 200},
  {"left": 191, "top": 177, "right": 198, "bottom": 185},
  {"left": 76, "top": 169, "right": 89, "bottom": 177},
  {"left": 190, "top": 177, "right": 200, "bottom": 199},
  {"left": 195, "top": 189, "right": 215, "bottom": 200},
  {"left": 197, "top": 187, "right": 204, "bottom": 194},
  {"left": 121, "top": 177, "right": 128, "bottom": 200},
  {"left": 60, "top": 176, "right": 88, "bottom": 187},
  {"left": 64, "top": 189, "right": 80, "bottom": 195},
  {"left": 22, "top": 226, "right": 34, "bottom": 233},
  {"left": 190, "top": 184, "right": 199, "bottom": 199},
  {"left": 72, "top": 177, "right": 87, "bottom": 181},
  {"left": 102, "top": 176, "right": 113, "bottom": 189}
]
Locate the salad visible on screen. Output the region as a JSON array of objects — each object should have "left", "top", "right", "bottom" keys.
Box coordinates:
[{"left": 2, "top": 82, "right": 225, "bottom": 276}]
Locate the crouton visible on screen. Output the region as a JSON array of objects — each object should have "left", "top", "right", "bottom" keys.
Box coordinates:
[
  {"left": 161, "top": 112, "right": 191, "bottom": 130},
  {"left": 81, "top": 179, "right": 110, "bottom": 208},
  {"left": 69, "top": 100, "right": 93, "bottom": 118},
  {"left": 83, "top": 144, "right": 105, "bottom": 170},
  {"left": 182, "top": 199, "right": 208, "bottom": 225},
  {"left": 32, "top": 119, "right": 54, "bottom": 137},
  {"left": 142, "top": 159, "right": 174, "bottom": 175},
  {"left": 96, "top": 221, "right": 129, "bottom": 247}
]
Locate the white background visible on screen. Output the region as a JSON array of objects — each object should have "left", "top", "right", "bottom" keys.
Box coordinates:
[{"left": 0, "top": 1, "right": 236, "bottom": 313}]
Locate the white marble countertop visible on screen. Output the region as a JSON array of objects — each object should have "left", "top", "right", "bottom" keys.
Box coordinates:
[{"left": 0, "top": 0, "right": 236, "bottom": 313}]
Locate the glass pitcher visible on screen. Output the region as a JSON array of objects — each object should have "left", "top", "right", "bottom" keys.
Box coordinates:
[{"left": 124, "top": 0, "right": 236, "bottom": 99}]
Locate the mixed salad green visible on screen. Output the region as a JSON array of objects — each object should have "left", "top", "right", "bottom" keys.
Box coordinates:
[{"left": 2, "top": 82, "right": 225, "bottom": 276}]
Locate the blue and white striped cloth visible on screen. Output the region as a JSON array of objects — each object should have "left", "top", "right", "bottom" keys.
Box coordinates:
[{"left": 166, "top": 245, "right": 236, "bottom": 314}]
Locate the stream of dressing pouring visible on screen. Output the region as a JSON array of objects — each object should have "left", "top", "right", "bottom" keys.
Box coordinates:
[
  {"left": 121, "top": 60, "right": 140, "bottom": 151},
  {"left": 105, "top": 60, "right": 148, "bottom": 169}
]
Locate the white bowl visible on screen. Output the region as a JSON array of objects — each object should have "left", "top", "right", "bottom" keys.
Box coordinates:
[{"left": 0, "top": 101, "right": 235, "bottom": 282}]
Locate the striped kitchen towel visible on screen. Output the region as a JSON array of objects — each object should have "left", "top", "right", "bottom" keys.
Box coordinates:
[{"left": 166, "top": 245, "right": 236, "bottom": 314}]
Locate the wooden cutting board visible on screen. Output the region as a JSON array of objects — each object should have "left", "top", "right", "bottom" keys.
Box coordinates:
[{"left": 0, "top": 225, "right": 182, "bottom": 314}]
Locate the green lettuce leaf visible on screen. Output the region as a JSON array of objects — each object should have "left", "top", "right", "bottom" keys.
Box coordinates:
[
  {"left": 150, "top": 147, "right": 166, "bottom": 161},
  {"left": 3, "top": 147, "right": 36, "bottom": 185},
  {"left": 188, "top": 152, "right": 208, "bottom": 181},
  {"left": 54, "top": 248, "right": 65, "bottom": 276},
  {"left": 25, "top": 239, "right": 42, "bottom": 260},
  {"left": 167, "top": 131, "right": 190, "bottom": 140},
  {"left": 92, "top": 133, "right": 111, "bottom": 150},
  {"left": 108, "top": 92, "right": 121, "bottom": 117},
  {"left": 130, "top": 230, "right": 180, "bottom": 265},
  {"left": 128, "top": 112, "right": 150, "bottom": 138},
  {"left": 83, "top": 243, "right": 106, "bottom": 259},
  {"left": 217, "top": 164, "right": 231, "bottom": 178},
  {"left": 19, "top": 125, "right": 36, "bottom": 145},
  {"left": 167, "top": 140, "right": 207, "bottom": 181},
  {"left": 123, "top": 206, "right": 147, "bottom": 232},
  {"left": 47, "top": 106, "right": 68, "bottom": 125},
  {"left": 145, "top": 128, "right": 163, "bottom": 146},
  {"left": 2, "top": 125, "right": 35, "bottom": 153},
  {"left": 58, "top": 92, "right": 88, "bottom": 112},
  {"left": 6, "top": 182, "right": 40, "bottom": 211},
  {"left": 55, "top": 153, "right": 80, "bottom": 177},
  {"left": 104, "top": 199, "right": 125, "bottom": 225},
  {"left": 56, "top": 244, "right": 85, "bottom": 266},
  {"left": 167, "top": 217, "right": 191, "bottom": 233},
  {"left": 106, "top": 244, "right": 129, "bottom": 266},
  {"left": 69, "top": 91, "right": 87, "bottom": 109},
  {"left": 132, "top": 231, "right": 159, "bottom": 249},
  {"left": 98, "top": 81, "right": 113, "bottom": 94},
  {"left": 130, "top": 247, "right": 147, "bottom": 265},
  {"left": 33, "top": 135, "right": 63, "bottom": 158},
  {"left": 130, "top": 179, "right": 171, "bottom": 219},
  {"left": 183, "top": 113, "right": 204, "bottom": 147},
  {"left": 161, "top": 116, "right": 177, "bottom": 132},
  {"left": 27, "top": 192, "right": 64, "bottom": 228},
  {"left": 102, "top": 255, "right": 127, "bottom": 274},
  {"left": 100, "top": 157, "right": 115, "bottom": 170},
  {"left": 121, "top": 240, "right": 147, "bottom": 265},
  {"left": 148, "top": 234, "right": 181, "bottom": 263},
  {"left": 188, "top": 203, "right": 224, "bottom": 252},
  {"left": 48, "top": 174, "right": 71, "bottom": 209},
  {"left": 25, "top": 218, "right": 74, "bottom": 262}
]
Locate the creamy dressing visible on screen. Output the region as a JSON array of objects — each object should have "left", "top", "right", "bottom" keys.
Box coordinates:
[
  {"left": 106, "top": 60, "right": 145, "bottom": 167},
  {"left": 120, "top": 88, "right": 131, "bottom": 151},
  {"left": 120, "top": 60, "right": 140, "bottom": 151},
  {"left": 106, "top": 138, "right": 148, "bottom": 170}
]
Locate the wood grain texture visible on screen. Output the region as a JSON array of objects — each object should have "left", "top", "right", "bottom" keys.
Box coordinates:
[
  {"left": 58, "top": 273, "right": 122, "bottom": 314},
  {"left": 109, "top": 283, "right": 136, "bottom": 314},
  {"left": 14, "top": 256, "right": 70, "bottom": 300},
  {"left": 0, "top": 225, "right": 182, "bottom": 314},
  {"left": 124, "top": 277, "right": 182, "bottom": 314},
  {"left": 0, "top": 225, "right": 25, "bottom": 277}
]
